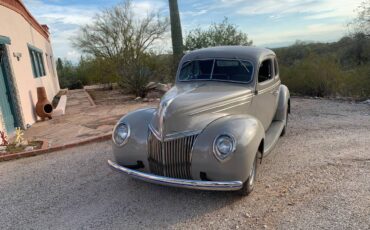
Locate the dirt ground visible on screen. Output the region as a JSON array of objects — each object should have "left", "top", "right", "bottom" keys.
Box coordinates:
[
  {"left": 1, "top": 98, "right": 369, "bottom": 229},
  {"left": 23, "top": 89, "right": 158, "bottom": 147}
]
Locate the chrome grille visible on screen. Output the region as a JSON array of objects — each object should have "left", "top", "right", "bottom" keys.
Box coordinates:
[{"left": 148, "top": 131, "right": 197, "bottom": 179}]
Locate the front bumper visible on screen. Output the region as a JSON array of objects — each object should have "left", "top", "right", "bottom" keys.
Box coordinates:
[{"left": 108, "top": 160, "right": 243, "bottom": 191}]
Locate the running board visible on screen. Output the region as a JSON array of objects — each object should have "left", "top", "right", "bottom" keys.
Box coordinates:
[{"left": 263, "top": 120, "right": 285, "bottom": 157}]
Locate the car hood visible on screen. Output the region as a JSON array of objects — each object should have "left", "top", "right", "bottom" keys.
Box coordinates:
[{"left": 150, "top": 81, "right": 254, "bottom": 140}]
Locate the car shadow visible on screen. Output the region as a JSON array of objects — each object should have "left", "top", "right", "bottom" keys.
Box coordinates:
[{"left": 103, "top": 173, "right": 247, "bottom": 228}]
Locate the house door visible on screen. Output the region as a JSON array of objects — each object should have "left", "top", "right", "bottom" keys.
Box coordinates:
[{"left": 0, "top": 47, "right": 16, "bottom": 134}]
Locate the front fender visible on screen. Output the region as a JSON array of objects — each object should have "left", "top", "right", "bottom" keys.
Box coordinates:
[
  {"left": 112, "top": 108, "right": 156, "bottom": 173},
  {"left": 190, "top": 115, "right": 264, "bottom": 182}
]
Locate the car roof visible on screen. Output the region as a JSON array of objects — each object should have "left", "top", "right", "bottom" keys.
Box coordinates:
[{"left": 182, "top": 46, "right": 275, "bottom": 63}]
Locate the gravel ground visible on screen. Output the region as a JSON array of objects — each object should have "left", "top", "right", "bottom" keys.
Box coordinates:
[{"left": 0, "top": 98, "right": 369, "bottom": 230}]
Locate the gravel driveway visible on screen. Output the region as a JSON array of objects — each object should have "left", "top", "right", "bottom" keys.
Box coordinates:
[{"left": 0, "top": 98, "right": 369, "bottom": 229}]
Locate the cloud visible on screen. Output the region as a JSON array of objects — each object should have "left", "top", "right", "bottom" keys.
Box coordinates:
[
  {"left": 227, "top": 0, "right": 363, "bottom": 20},
  {"left": 23, "top": 0, "right": 165, "bottom": 62},
  {"left": 253, "top": 23, "right": 345, "bottom": 46},
  {"left": 22, "top": 0, "right": 363, "bottom": 61}
]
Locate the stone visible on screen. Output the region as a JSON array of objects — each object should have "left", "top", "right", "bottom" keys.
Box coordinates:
[
  {"left": 143, "top": 98, "right": 149, "bottom": 102},
  {"left": 134, "top": 97, "right": 142, "bottom": 101},
  {"left": 156, "top": 83, "right": 170, "bottom": 92},
  {"left": 24, "top": 146, "right": 34, "bottom": 152},
  {"left": 146, "top": 82, "right": 158, "bottom": 90},
  {"left": 0, "top": 146, "right": 7, "bottom": 151},
  {"left": 361, "top": 99, "right": 370, "bottom": 104},
  {"left": 21, "top": 140, "right": 29, "bottom": 147}
]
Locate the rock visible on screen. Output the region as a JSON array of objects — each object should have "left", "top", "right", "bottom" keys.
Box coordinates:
[
  {"left": 24, "top": 146, "right": 34, "bottom": 152},
  {"left": 263, "top": 224, "right": 268, "bottom": 229},
  {"left": 244, "top": 213, "right": 251, "bottom": 218},
  {"left": 156, "top": 98, "right": 161, "bottom": 101},
  {"left": 148, "top": 98, "right": 154, "bottom": 102},
  {"left": 361, "top": 99, "right": 370, "bottom": 105},
  {"left": 0, "top": 146, "right": 7, "bottom": 151},
  {"left": 146, "top": 82, "right": 158, "bottom": 90},
  {"left": 156, "top": 83, "right": 170, "bottom": 92},
  {"left": 21, "top": 140, "right": 29, "bottom": 147},
  {"left": 143, "top": 98, "right": 149, "bottom": 102},
  {"left": 134, "top": 97, "right": 142, "bottom": 101}
]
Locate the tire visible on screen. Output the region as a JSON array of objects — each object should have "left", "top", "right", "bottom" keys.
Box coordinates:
[
  {"left": 281, "top": 107, "right": 289, "bottom": 136},
  {"left": 237, "top": 153, "right": 258, "bottom": 196}
]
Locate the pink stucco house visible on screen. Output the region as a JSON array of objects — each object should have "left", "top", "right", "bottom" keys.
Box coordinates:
[{"left": 0, "top": 0, "right": 60, "bottom": 135}]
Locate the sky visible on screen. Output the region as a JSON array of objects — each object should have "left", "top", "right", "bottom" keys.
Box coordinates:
[{"left": 23, "top": 0, "right": 363, "bottom": 62}]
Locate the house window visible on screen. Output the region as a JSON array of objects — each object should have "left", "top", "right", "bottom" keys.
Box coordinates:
[{"left": 28, "top": 46, "right": 46, "bottom": 78}]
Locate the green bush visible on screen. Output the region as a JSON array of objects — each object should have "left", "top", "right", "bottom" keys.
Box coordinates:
[
  {"left": 276, "top": 35, "right": 370, "bottom": 99},
  {"left": 280, "top": 55, "right": 343, "bottom": 97},
  {"left": 119, "top": 66, "right": 151, "bottom": 98}
]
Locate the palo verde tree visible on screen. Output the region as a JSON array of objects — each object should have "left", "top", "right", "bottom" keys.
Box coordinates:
[
  {"left": 185, "top": 18, "right": 253, "bottom": 51},
  {"left": 73, "top": 0, "right": 169, "bottom": 96}
]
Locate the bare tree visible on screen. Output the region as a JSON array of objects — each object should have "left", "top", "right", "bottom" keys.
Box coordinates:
[
  {"left": 351, "top": 0, "right": 370, "bottom": 36},
  {"left": 73, "top": 0, "right": 169, "bottom": 66}
]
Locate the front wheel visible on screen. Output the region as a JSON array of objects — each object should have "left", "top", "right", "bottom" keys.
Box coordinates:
[{"left": 237, "top": 153, "right": 258, "bottom": 196}]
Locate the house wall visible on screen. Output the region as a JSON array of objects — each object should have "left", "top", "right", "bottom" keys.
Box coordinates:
[{"left": 0, "top": 2, "right": 60, "bottom": 130}]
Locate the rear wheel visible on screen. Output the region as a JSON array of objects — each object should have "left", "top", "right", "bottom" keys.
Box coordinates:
[{"left": 237, "top": 153, "right": 258, "bottom": 196}]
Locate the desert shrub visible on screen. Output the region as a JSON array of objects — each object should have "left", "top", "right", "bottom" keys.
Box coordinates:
[
  {"left": 119, "top": 65, "right": 151, "bottom": 98},
  {"left": 280, "top": 55, "right": 344, "bottom": 97},
  {"left": 341, "top": 65, "right": 370, "bottom": 98}
]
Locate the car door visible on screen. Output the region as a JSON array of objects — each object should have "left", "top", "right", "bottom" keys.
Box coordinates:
[{"left": 252, "top": 57, "right": 279, "bottom": 130}]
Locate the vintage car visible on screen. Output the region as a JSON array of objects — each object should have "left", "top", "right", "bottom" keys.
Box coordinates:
[{"left": 108, "top": 46, "right": 290, "bottom": 195}]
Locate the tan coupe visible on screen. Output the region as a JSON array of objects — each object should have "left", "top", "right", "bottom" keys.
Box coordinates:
[{"left": 109, "top": 46, "right": 290, "bottom": 196}]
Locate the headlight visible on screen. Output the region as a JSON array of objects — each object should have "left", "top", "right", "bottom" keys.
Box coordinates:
[
  {"left": 213, "top": 134, "right": 236, "bottom": 161},
  {"left": 113, "top": 123, "right": 130, "bottom": 146}
]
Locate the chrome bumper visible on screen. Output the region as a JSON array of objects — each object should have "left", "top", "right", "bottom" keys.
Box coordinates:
[{"left": 108, "top": 160, "right": 243, "bottom": 191}]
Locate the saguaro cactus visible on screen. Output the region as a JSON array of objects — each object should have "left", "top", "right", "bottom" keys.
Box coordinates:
[{"left": 168, "top": 0, "right": 184, "bottom": 64}]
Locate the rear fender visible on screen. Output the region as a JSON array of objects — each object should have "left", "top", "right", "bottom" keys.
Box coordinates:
[{"left": 274, "top": 84, "right": 290, "bottom": 121}]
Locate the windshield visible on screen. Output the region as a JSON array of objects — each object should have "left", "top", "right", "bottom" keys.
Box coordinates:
[{"left": 178, "top": 59, "right": 254, "bottom": 83}]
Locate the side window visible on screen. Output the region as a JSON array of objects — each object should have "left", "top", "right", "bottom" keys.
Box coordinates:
[
  {"left": 28, "top": 46, "right": 46, "bottom": 78},
  {"left": 258, "top": 59, "right": 273, "bottom": 83},
  {"left": 274, "top": 58, "right": 279, "bottom": 76}
]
